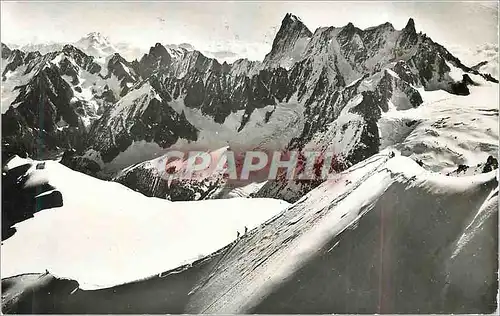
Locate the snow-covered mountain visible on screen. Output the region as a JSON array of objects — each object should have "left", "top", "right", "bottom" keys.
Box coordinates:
[
  {"left": 73, "top": 15, "right": 498, "bottom": 200},
  {"left": 9, "top": 33, "right": 146, "bottom": 63},
  {"left": 1, "top": 43, "right": 140, "bottom": 161},
  {"left": 3, "top": 15, "right": 496, "bottom": 169},
  {"left": 4, "top": 14, "right": 496, "bottom": 199},
  {"left": 73, "top": 32, "right": 118, "bottom": 61}
]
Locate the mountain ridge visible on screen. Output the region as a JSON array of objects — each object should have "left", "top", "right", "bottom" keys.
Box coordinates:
[{"left": 1, "top": 14, "right": 498, "bottom": 200}]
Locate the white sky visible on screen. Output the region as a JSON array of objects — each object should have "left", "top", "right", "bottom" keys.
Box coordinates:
[{"left": 1, "top": 1, "right": 498, "bottom": 61}]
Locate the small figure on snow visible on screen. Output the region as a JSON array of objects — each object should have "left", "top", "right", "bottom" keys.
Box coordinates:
[
  {"left": 236, "top": 231, "right": 240, "bottom": 239},
  {"left": 244, "top": 226, "right": 248, "bottom": 235},
  {"left": 389, "top": 151, "right": 395, "bottom": 158}
]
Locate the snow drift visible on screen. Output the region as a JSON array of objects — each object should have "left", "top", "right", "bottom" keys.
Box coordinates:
[{"left": 1, "top": 156, "right": 289, "bottom": 290}]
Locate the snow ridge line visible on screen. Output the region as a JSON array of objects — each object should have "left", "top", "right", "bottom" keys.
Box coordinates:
[{"left": 199, "top": 154, "right": 392, "bottom": 312}]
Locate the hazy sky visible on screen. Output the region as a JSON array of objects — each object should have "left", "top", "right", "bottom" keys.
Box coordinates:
[{"left": 1, "top": 1, "right": 498, "bottom": 61}]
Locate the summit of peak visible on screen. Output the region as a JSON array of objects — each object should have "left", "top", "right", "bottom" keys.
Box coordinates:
[
  {"left": 147, "top": 43, "right": 170, "bottom": 58},
  {"left": 284, "top": 13, "right": 302, "bottom": 23},
  {"left": 404, "top": 18, "right": 416, "bottom": 33},
  {"left": 86, "top": 32, "right": 106, "bottom": 38},
  {"left": 109, "top": 52, "right": 126, "bottom": 62},
  {"left": 73, "top": 32, "right": 117, "bottom": 58},
  {"left": 380, "top": 21, "right": 395, "bottom": 30},
  {"left": 263, "top": 13, "right": 312, "bottom": 69},
  {"left": 78, "top": 32, "right": 111, "bottom": 45},
  {"left": 278, "top": 13, "right": 311, "bottom": 36}
]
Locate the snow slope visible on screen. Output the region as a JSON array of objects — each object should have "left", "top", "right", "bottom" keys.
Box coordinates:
[
  {"left": 185, "top": 153, "right": 498, "bottom": 313},
  {"left": 378, "top": 72, "right": 498, "bottom": 174},
  {"left": 1, "top": 156, "right": 289, "bottom": 290},
  {"left": 3, "top": 152, "right": 496, "bottom": 313}
]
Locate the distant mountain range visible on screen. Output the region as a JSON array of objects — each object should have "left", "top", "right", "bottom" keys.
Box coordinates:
[
  {"left": 7, "top": 33, "right": 257, "bottom": 64},
  {"left": 1, "top": 13, "right": 498, "bottom": 202}
]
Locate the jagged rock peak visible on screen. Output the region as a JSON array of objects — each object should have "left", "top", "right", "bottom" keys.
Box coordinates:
[
  {"left": 341, "top": 22, "right": 360, "bottom": 36},
  {"left": 280, "top": 13, "right": 312, "bottom": 36},
  {"left": 404, "top": 18, "right": 416, "bottom": 33},
  {"left": 142, "top": 43, "right": 172, "bottom": 64},
  {"left": 365, "top": 21, "right": 395, "bottom": 31},
  {"left": 25, "top": 51, "right": 42, "bottom": 60},
  {"left": 1, "top": 43, "right": 12, "bottom": 59},
  {"left": 149, "top": 43, "right": 169, "bottom": 56},
  {"left": 109, "top": 52, "right": 127, "bottom": 63},
  {"left": 62, "top": 44, "right": 86, "bottom": 56},
  {"left": 382, "top": 21, "right": 395, "bottom": 29},
  {"left": 137, "top": 43, "right": 173, "bottom": 78},
  {"left": 283, "top": 13, "right": 302, "bottom": 23}
]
